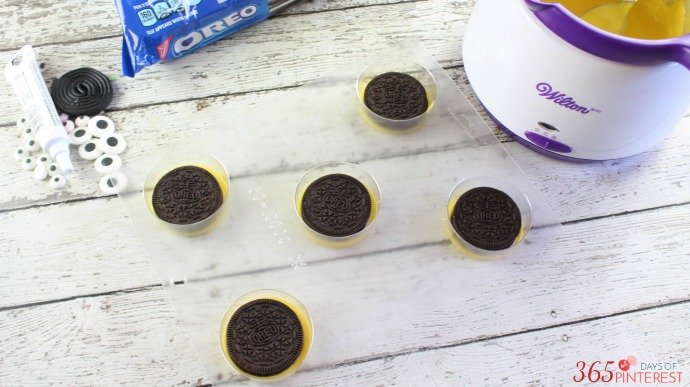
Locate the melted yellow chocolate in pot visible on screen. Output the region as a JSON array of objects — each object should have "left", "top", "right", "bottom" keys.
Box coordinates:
[
  {"left": 543, "top": 0, "right": 689, "bottom": 39},
  {"left": 543, "top": 0, "right": 621, "bottom": 16},
  {"left": 582, "top": 1, "right": 637, "bottom": 34}
]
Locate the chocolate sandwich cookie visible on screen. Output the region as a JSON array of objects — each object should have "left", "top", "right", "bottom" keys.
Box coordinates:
[
  {"left": 451, "top": 187, "right": 522, "bottom": 251},
  {"left": 225, "top": 299, "right": 304, "bottom": 377},
  {"left": 151, "top": 166, "right": 223, "bottom": 225},
  {"left": 301, "top": 173, "right": 372, "bottom": 237},
  {"left": 51, "top": 68, "right": 113, "bottom": 116},
  {"left": 364, "top": 72, "right": 429, "bottom": 120}
]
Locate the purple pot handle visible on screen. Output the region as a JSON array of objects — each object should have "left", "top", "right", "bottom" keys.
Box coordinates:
[
  {"left": 524, "top": 0, "right": 690, "bottom": 71},
  {"left": 525, "top": 0, "right": 551, "bottom": 12},
  {"left": 671, "top": 36, "right": 690, "bottom": 70}
]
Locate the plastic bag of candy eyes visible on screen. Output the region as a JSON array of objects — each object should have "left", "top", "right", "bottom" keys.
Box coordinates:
[{"left": 118, "top": 41, "right": 563, "bottom": 384}]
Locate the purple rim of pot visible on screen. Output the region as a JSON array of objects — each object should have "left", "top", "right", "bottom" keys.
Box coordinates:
[{"left": 524, "top": 0, "right": 690, "bottom": 70}]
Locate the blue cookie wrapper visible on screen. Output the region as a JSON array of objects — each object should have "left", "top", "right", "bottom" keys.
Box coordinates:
[{"left": 114, "top": 0, "right": 270, "bottom": 77}]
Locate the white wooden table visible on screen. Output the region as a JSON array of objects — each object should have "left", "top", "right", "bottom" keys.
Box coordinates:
[{"left": 1, "top": 1, "right": 689, "bottom": 385}]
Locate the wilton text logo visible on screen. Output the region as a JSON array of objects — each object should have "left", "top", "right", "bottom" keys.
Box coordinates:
[{"left": 536, "top": 82, "right": 591, "bottom": 114}]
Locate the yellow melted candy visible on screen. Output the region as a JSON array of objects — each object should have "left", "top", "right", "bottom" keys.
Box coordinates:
[{"left": 544, "top": 0, "right": 690, "bottom": 39}]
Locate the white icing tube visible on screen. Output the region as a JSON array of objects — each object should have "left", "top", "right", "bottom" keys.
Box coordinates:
[{"left": 5, "top": 46, "right": 74, "bottom": 174}]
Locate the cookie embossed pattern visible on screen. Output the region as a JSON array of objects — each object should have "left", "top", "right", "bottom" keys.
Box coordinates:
[
  {"left": 151, "top": 166, "right": 223, "bottom": 225},
  {"left": 226, "top": 299, "right": 303, "bottom": 376},
  {"left": 450, "top": 187, "right": 522, "bottom": 251},
  {"left": 364, "top": 72, "right": 429, "bottom": 120},
  {"left": 220, "top": 290, "right": 314, "bottom": 381},
  {"left": 447, "top": 176, "right": 533, "bottom": 259},
  {"left": 295, "top": 162, "right": 382, "bottom": 246},
  {"left": 301, "top": 174, "right": 372, "bottom": 237},
  {"left": 143, "top": 153, "right": 230, "bottom": 235},
  {"left": 357, "top": 60, "right": 437, "bottom": 131}
]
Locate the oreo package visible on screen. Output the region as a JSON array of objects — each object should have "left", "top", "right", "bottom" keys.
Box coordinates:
[{"left": 114, "top": 0, "right": 270, "bottom": 77}]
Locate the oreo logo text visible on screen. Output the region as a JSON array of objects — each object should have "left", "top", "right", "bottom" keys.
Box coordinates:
[{"left": 173, "top": 5, "right": 258, "bottom": 55}]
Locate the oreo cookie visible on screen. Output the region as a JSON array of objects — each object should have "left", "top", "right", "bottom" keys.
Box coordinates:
[
  {"left": 364, "top": 72, "right": 429, "bottom": 120},
  {"left": 226, "top": 299, "right": 304, "bottom": 377},
  {"left": 450, "top": 187, "right": 521, "bottom": 251},
  {"left": 301, "top": 173, "right": 372, "bottom": 237},
  {"left": 50, "top": 68, "right": 113, "bottom": 116},
  {"left": 151, "top": 166, "right": 223, "bottom": 225}
]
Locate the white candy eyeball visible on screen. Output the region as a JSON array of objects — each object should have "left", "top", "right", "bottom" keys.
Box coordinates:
[
  {"left": 47, "top": 163, "right": 61, "bottom": 177},
  {"left": 59, "top": 113, "right": 69, "bottom": 123},
  {"left": 63, "top": 120, "right": 75, "bottom": 133},
  {"left": 50, "top": 175, "right": 67, "bottom": 190},
  {"left": 13, "top": 148, "right": 28, "bottom": 160},
  {"left": 88, "top": 116, "right": 115, "bottom": 138},
  {"left": 78, "top": 140, "right": 102, "bottom": 160},
  {"left": 94, "top": 154, "right": 122, "bottom": 174},
  {"left": 99, "top": 172, "right": 128, "bottom": 195},
  {"left": 33, "top": 163, "right": 48, "bottom": 180},
  {"left": 75, "top": 115, "right": 90, "bottom": 128},
  {"left": 69, "top": 128, "right": 92, "bottom": 145},
  {"left": 22, "top": 127, "right": 35, "bottom": 139},
  {"left": 98, "top": 133, "right": 127, "bottom": 155},
  {"left": 21, "top": 157, "right": 37, "bottom": 171},
  {"left": 17, "top": 117, "right": 28, "bottom": 130},
  {"left": 36, "top": 154, "right": 52, "bottom": 166},
  {"left": 24, "top": 138, "right": 40, "bottom": 152}
]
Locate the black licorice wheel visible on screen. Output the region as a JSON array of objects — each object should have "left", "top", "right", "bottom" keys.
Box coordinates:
[{"left": 50, "top": 68, "right": 113, "bottom": 116}]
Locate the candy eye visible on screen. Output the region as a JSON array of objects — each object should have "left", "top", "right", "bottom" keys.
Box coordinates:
[
  {"left": 78, "top": 140, "right": 103, "bottom": 160},
  {"left": 50, "top": 175, "right": 67, "bottom": 190},
  {"left": 13, "top": 148, "right": 27, "bottom": 160},
  {"left": 16, "top": 117, "right": 27, "bottom": 130},
  {"left": 21, "top": 157, "right": 37, "bottom": 171},
  {"left": 75, "top": 115, "right": 90, "bottom": 128},
  {"left": 59, "top": 113, "right": 69, "bottom": 123},
  {"left": 25, "top": 138, "right": 40, "bottom": 152},
  {"left": 99, "top": 172, "right": 128, "bottom": 194},
  {"left": 47, "top": 163, "right": 61, "bottom": 176},
  {"left": 94, "top": 154, "right": 122, "bottom": 174},
  {"left": 37, "top": 154, "right": 51, "bottom": 166},
  {"left": 99, "top": 133, "right": 127, "bottom": 155},
  {"left": 23, "top": 127, "right": 35, "bottom": 139},
  {"left": 87, "top": 116, "right": 115, "bottom": 138},
  {"left": 33, "top": 163, "right": 48, "bottom": 181},
  {"left": 63, "top": 120, "right": 75, "bottom": 133},
  {"left": 69, "top": 128, "right": 92, "bottom": 145}
]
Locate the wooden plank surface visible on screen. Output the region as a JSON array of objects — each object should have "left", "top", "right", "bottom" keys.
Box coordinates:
[
  {"left": 161, "top": 204, "right": 690, "bottom": 383},
  {"left": 2, "top": 194, "right": 688, "bottom": 355},
  {"left": 1, "top": 66, "right": 688, "bottom": 218},
  {"left": 2, "top": 286, "right": 686, "bottom": 385},
  {"left": 278, "top": 302, "right": 690, "bottom": 386},
  {"left": 0, "top": 0, "right": 421, "bottom": 51},
  {"left": 1, "top": 0, "right": 688, "bottom": 385},
  {"left": 1, "top": 137, "right": 689, "bottom": 309},
  {"left": 0, "top": 0, "right": 469, "bottom": 119},
  {"left": 0, "top": 288, "right": 209, "bottom": 386}
]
